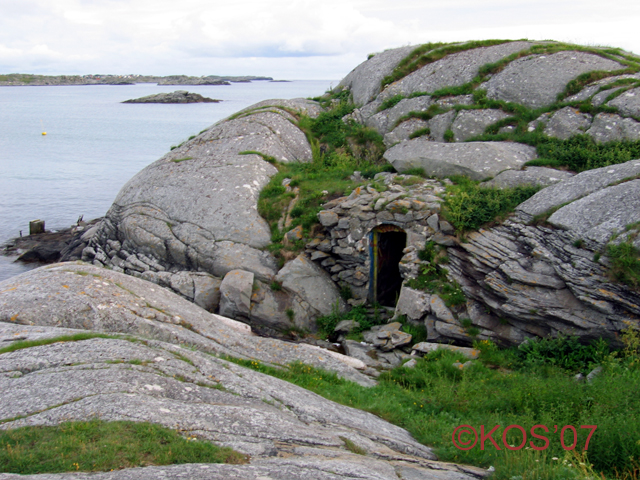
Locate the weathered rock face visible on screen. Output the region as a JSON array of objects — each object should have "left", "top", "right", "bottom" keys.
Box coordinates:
[
  {"left": 346, "top": 41, "right": 640, "bottom": 155},
  {"left": 482, "top": 51, "right": 623, "bottom": 108},
  {"left": 0, "top": 324, "right": 486, "bottom": 480},
  {"left": 384, "top": 140, "right": 537, "bottom": 180},
  {"left": 0, "top": 263, "right": 373, "bottom": 386},
  {"left": 381, "top": 41, "right": 533, "bottom": 100},
  {"left": 337, "top": 46, "right": 416, "bottom": 106},
  {"left": 77, "top": 99, "right": 332, "bottom": 332}
]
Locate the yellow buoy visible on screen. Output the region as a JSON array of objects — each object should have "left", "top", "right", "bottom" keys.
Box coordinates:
[{"left": 42, "top": 132, "right": 47, "bottom": 136}]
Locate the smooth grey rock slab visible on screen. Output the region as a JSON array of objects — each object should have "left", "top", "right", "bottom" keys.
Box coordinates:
[
  {"left": 112, "top": 151, "right": 276, "bottom": 250},
  {"left": 234, "top": 97, "right": 323, "bottom": 118},
  {"left": 0, "top": 328, "right": 489, "bottom": 479},
  {"left": 516, "top": 159, "right": 640, "bottom": 219},
  {"left": 565, "top": 73, "right": 640, "bottom": 103},
  {"left": 484, "top": 51, "right": 623, "bottom": 108},
  {"left": 384, "top": 140, "right": 537, "bottom": 180},
  {"left": 0, "top": 263, "right": 373, "bottom": 386},
  {"left": 194, "top": 110, "right": 313, "bottom": 164},
  {"left": 593, "top": 87, "right": 626, "bottom": 107},
  {"left": 548, "top": 180, "right": 640, "bottom": 245},
  {"left": 275, "top": 255, "right": 346, "bottom": 317},
  {"left": 587, "top": 113, "right": 640, "bottom": 142},
  {"left": 337, "top": 45, "right": 416, "bottom": 106},
  {"left": 481, "top": 167, "right": 574, "bottom": 189},
  {"left": 0, "top": 457, "right": 485, "bottom": 480},
  {"left": 219, "top": 269, "right": 254, "bottom": 320},
  {"left": 607, "top": 87, "right": 640, "bottom": 117},
  {"left": 451, "top": 109, "right": 511, "bottom": 142},
  {"left": 384, "top": 119, "right": 430, "bottom": 146},
  {"left": 537, "top": 106, "right": 593, "bottom": 140},
  {"left": 381, "top": 41, "right": 532, "bottom": 99}
]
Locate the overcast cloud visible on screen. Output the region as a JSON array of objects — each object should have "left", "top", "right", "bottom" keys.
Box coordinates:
[{"left": 1, "top": 0, "right": 639, "bottom": 79}]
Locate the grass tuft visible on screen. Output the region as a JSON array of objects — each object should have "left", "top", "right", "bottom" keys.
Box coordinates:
[{"left": 0, "top": 420, "right": 247, "bottom": 474}]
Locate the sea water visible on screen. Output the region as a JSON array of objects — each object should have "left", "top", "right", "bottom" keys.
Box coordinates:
[{"left": 0, "top": 80, "right": 333, "bottom": 281}]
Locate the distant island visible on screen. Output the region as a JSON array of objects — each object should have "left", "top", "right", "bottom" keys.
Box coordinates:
[
  {"left": 0, "top": 74, "right": 274, "bottom": 86},
  {"left": 123, "top": 91, "right": 221, "bottom": 104}
]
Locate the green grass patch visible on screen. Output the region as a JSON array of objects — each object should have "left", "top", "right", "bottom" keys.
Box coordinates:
[
  {"left": 315, "top": 304, "right": 387, "bottom": 340},
  {"left": 441, "top": 176, "right": 540, "bottom": 232},
  {"left": 606, "top": 241, "right": 640, "bottom": 290},
  {"left": 0, "top": 333, "right": 117, "bottom": 355},
  {"left": 256, "top": 98, "right": 392, "bottom": 260},
  {"left": 528, "top": 135, "right": 640, "bottom": 172},
  {"left": 228, "top": 332, "right": 640, "bottom": 479},
  {"left": 377, "top": 94, "right": 406, "bottom": 112},
  {"left": 0, "top": 420, "right": 247, "bottom": 474},
  {"left": 239, "top": 150, "right": 277, "bottom": 164},
  {"left": 406, "top": 242, "right": 466, "bottom": 307},
  {"left": 408, "top": 127, "right": 430, "bottom": 139},
  {"left": 170, "top": 157, "right": 193, "bottom": 163}
]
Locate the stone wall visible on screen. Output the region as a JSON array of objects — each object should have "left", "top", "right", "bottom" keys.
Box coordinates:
[{"left": 306, "top": 172, "right": 451, "bottom": 302}]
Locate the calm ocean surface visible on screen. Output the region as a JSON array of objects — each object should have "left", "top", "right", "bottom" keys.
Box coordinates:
[{"left": 0, "top": 80, "right": 333, "bottom": 281}]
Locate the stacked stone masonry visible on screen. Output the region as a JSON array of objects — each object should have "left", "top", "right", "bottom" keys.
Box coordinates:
[{"left": 306, "top": 172, "right": 449, "bottom": 301}]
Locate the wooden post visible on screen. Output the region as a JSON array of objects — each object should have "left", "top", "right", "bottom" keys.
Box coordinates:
[{"left": 29, "top": 219, "right": 45, "bottom": 235}]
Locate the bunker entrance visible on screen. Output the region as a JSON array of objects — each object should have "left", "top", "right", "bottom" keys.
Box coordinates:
[{"left": 370, "top": 225, "right": 406, "bottom": 307}]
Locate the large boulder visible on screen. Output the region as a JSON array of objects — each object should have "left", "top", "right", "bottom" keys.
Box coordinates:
[
  {"left": 515, "top": 159, "right": 640, "bottom": 221},
  {"left": 86, "top": 101, "right": 316, "bottom": 307},
  {"left": 384, "top": 139, "right": 537, "bottom": 180},
  {"left": 337, "top": 46, "right": 415, "bottom": 106},
  {"left": 482, "top": 51, "right": 623, "bottom": 108},
  {"left": 275, "top": 254, "right": 346, "bottom": 317},
  {"left": 607, "top": 87, "right": 640, "bottom": 117},
  {"left": 219, "top": 269, "right": 254, "bottom": 321}
]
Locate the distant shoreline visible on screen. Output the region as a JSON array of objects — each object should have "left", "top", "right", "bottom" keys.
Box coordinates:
[{"left": 0, "top": 74, "right": 275, "bottom": 87}]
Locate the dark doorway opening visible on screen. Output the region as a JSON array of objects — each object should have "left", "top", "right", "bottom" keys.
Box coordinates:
[{"left": 370, "top": 226, "right": 406, "bottom": 307}]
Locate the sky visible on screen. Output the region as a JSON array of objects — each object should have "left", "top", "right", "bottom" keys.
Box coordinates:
[{"left": 1, "top": 0, "right": 639, "bottom": 81}]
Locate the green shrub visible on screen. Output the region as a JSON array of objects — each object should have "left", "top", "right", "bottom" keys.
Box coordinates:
[
  {"left": 378, "top": 94, "right": 405, "bottom": 111},
  {"left": 442, "top": 176, "right": 540, "bottom": 231},
  {"left": 606, "top": 241, "right": 640, "bottom": 289},
  {"left": 517, "top": 335, "right": 610, "bottom": 373}
]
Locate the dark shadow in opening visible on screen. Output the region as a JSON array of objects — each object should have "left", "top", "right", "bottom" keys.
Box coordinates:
[{"left": 375, "top": 229, "right": 406, "bottom": 307}]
